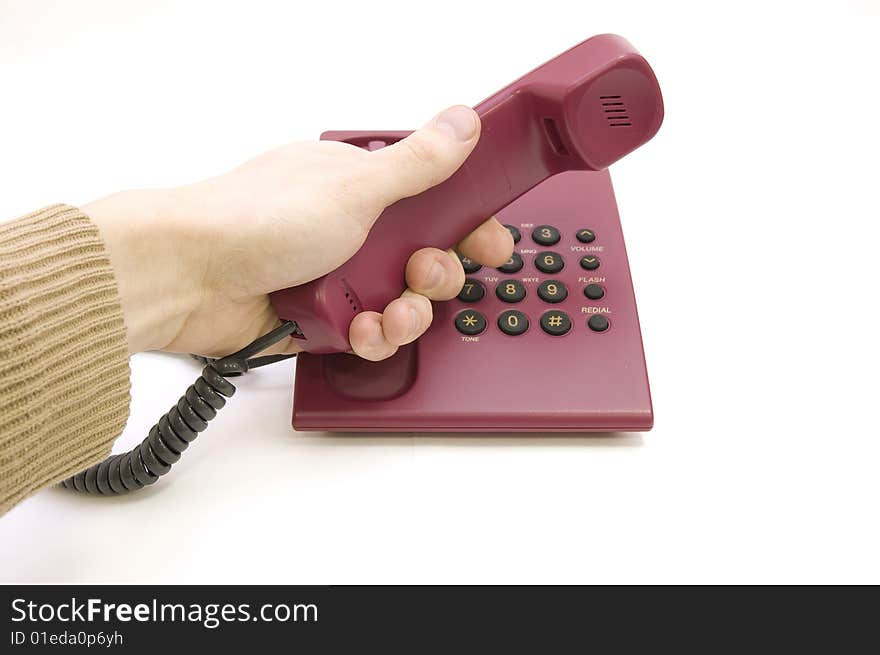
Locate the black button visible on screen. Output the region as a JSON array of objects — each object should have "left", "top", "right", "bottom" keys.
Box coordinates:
[
  {"left": 584, "top": 283, "right": 605, "bottom": 300},
  {"left": 576, "top": 229, "right": 596, "bottom": 243},
  {"left": 457, "top": 278, "right": 485, "bottom": 303},
  {"left": 458, "top": 253, "right": 481, "bottom": 274},
  {"left": 455, "top": 310, "right": 487, "bottom": 335},
  {"left": 498, "top": 310, "right": 529, "bottom": 335},
  {"left": 505, "top": 224, "right": 521, "bottom": 244},
  {"left": 540, "top": 310, "right": 571, "bottom": 336},
  {"left": 532, "top": 225, "right": 561, "bottom": 245},
  {"left": 535, "top": 251, "right": 564, "bottom": 274},
  {"left": 495, "top": 279, "right": 526, "bottom": 303},
  {"left": 537, "top": 280, "right": 568, "bottom": 303},
  {"left": 579, "top": 255, "right": 601, "bottom": 270},
  {"left": 588, "top": 314, "right": 610, "bottom": 332},
  {"left": 497, "top": 252, "right": 523, "bottom": 274}
]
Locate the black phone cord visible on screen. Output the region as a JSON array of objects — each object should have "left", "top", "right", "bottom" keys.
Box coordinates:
[{"left": 58, "top": 321, "right": 298, "bottom": 496}]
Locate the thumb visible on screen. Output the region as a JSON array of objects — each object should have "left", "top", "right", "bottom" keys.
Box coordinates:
[{"left": 368, "top": 105, "right": 480, "bottom": 205}]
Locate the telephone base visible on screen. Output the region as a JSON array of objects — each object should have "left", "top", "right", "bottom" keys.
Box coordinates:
[{"left": 290, "top": 135, "right": 652, "bottom": 432}]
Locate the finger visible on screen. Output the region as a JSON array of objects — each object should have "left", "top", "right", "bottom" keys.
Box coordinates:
[
  {"left": 349, "top": 311, "right": 398, "bottom": 361},
  {"left": 367, "top": 105, "right": 480, "bottom": 207},
  {"left": 380, "top": 291, "right": 433, "bottom": 347},
  {"left": 405, "top": 247, "right": 465, "bottom": 301},
  {"left": 348, "top": 292, "right": 433, "bottom": 361},
  {"left": 457, "top": 217, "right": 514, "bottom": 268}
]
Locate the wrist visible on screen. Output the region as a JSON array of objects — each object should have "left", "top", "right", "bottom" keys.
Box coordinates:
[{"left": 84, "top": 188, "right": 209, "bottom": 354}]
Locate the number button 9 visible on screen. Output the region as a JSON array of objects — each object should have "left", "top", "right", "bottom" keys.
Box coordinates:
[{"left": 537, "top": 280, "right": 568, "bottom": 303}]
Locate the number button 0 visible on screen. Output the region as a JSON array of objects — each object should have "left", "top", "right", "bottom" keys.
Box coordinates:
[
  {"left": 535, "top": 251, "right": 564, "bottom": 274},
  {"left": 537, "top": 280, "right": 568, "bottom": 303},
  {"left": 457, "top": 278, "right": 485, "bottom": 303},
  {"left": 498, "top": 310, "right": 529, "bottom": 336},
  {"left": 532, "top": 225, "right": 561, "bottom": 245},
  {"left": 497, "top": 252, "right": 523, "bottom": 274},
  {"left": 495, "top": 280, "right": 526, "bottom": 303}
]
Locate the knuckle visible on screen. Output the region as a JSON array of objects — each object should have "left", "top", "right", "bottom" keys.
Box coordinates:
[
  {"left": 401, "top": 135, "right": 441, "bottom": 168},
  {"left": 418, "top": 296, "right": 434, "bottom": 323},
  {"left": 450, "top": 267, "right": 466, "bottom": 293}
]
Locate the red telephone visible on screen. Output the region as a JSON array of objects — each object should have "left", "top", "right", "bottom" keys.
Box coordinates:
[
  {"left": 273, "top": 34, "right": 663, "bottom": 432},
  {"left": 62, "top": 34, "right": 663, "bottom": 496}
]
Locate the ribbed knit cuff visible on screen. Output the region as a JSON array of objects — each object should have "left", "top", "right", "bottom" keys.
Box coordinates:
[{"left": 0, "top": 204, "right": 131, "bottom": 514}]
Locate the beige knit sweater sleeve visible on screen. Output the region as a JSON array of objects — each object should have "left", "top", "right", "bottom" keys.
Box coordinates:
[{"left": 0, "top": 205, "right": 131, "bottom": 515}]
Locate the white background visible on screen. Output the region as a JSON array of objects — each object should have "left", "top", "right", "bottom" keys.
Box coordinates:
[{"left": 1, "top": 0, "right": 878, "bottom": 584}]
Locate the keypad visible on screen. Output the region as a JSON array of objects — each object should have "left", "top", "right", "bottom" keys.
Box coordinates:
[
  {"left": 496, "top": 279, "right": 526, "bottom": 303},
  {"left": 498, "top": 310, "right": 529, "bottom": 335},
  {"left": 497, "top": 252, "right": 523, "bottom": 274},
  {"left": 451, "top": 223, "right": 613, "bottom": 337}
]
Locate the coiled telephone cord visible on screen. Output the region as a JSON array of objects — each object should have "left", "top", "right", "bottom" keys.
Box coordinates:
[{"left": 58, "top": 321, "right": 298, "bottom": 496}]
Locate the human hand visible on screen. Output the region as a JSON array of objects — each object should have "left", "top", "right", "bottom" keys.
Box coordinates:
[{"left": 85, "top": 105, "right": 514, "bottom": 360}]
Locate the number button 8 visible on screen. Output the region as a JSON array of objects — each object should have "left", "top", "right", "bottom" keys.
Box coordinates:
[{"left": 495, "top": 279, "right": 527, "bottom": 303}]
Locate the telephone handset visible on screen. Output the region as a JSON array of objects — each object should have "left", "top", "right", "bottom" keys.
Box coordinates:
[
  {"left": 269, "top": 34, "right": 663, "bottom": 353},
  {"left": 61, "top": 35, "right": 663, "bottom": 495}
]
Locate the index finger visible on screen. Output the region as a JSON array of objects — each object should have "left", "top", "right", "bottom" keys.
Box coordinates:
[{"left": 457, "top": 217, "right": 514, "bottom": 267}]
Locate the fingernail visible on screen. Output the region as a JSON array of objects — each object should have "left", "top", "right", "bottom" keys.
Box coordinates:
[
  {"left": 425, "top": 261, "right": 444, "bottom": 290},
  {"left": 434, "top": 105, "right": 478, "bottom": 141},
  {"left": 407, "top": 307, "right": 421, "bottom": 337}
]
